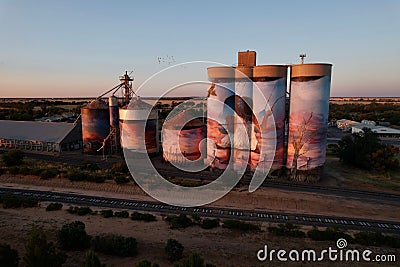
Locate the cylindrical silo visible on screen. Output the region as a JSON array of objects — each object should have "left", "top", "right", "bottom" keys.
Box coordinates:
[
  {"left": 207, "top": 66, "right": 235, "bottom": 170},
  {"left": 162, "top": 110, "right": 206, "bottom": 163},
  {"left": 252, "top": 65, "right": 287, "bottom": 173},
  {"left": 286, "top": 63, "right": 332, "bottom": 180},
  {"left": 119, "top": 97, "right": 158, "bottom": 154},
  {"left": 81, "top": 99, "right": 110, "bottom": 154},
  {"left": 109, "top": 96, "right": 119, "bottom": 128},
  {"left": 233, "top": 66, "right": 253, "bottom": 171}
]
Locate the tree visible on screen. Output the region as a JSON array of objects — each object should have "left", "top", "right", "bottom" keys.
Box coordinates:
[
  {"left": 165, "top": 239, "right": 184, "bottom": 262},
  {"left": 92, "top": 234, "right": 137, "bottom": 257},
  {"left": 337, "top": 128, "right": 399, "bottom": 171},
  {"left": 57, "top": 221, "right": 91, "bottom": 250},
  {"left": 23, "top": 228, "right": 67, "bottom": 267},
  {"left": 81, "top": 250, "right": 104, "bottom": 267},
  {"left": 2, "top": 150, "right": 24, "bottom": 166},
  {"left": 0, "top": 243, "right": 19, "bottom": 267}
]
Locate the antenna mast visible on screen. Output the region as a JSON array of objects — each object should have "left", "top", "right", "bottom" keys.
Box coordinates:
[
  {"left": 119, "top": 71, "right": 134, "bottom": 104},
  {"left": 299, "top": 53, "right": 306, "bottom": 64}
]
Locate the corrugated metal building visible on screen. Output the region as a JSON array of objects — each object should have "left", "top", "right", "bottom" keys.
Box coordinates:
[{"left": 0, "top": 120, "right": 82, "bottom": 152}]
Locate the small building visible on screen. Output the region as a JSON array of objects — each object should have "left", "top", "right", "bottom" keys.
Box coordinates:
[
  {"left": 352, "top": 124, "right": 400, "bottom": 139},
  {"left": 0, "top": 120, "right": 82, "bottom": 152},
  {"left": 336, "top": 119, "right": 360, "bottom": 132}
]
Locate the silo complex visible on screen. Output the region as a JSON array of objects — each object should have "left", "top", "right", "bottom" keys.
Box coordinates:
[
  {"left": 81, "top": 99, "right": 110, "bottom": 154},
  {"left": 252, "top": 65, "right": 287, "bottom": 172},
  {"left": 286, "top": 63, "right": 332, "bottom": 179},
  {"left": 207, "top": 67, "right": 235, "bottom": 170},
  {"left": 162, "top": 110, "right": 206, "bottom": 163},
  {"left": 233, "top": 66, "right": 253, "bottom": 171},
  {"left": 109, "top": 96, "right": 119, "bottom": 128},
  {"left": 119, "top": 97, "right": 158, "bottom": 154}
]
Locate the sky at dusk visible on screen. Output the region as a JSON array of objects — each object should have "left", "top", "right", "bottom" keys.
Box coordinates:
[{"left": 0, "top": 0, "right": 399, "bottom": 98}]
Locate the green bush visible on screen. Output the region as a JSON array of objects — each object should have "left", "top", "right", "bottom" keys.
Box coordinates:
[
  {"left": 222, "top": 220, "right": 260, "bottom": 232},
  {"left": 354, "top": 231, "right": 400, "bottom": 248},
  {"left": 114, "top": 175, "right": 130, "bottom": 184},
  {"left": 174, "top": 252, "right": 206, "bottom": 267},
  {"left": 67, "top": 206, "right": 93, "bottom": 216},
  {"left": 165, "top": 214, "right": 192, "bottom": 229},
  {"left": 136, "top": 259, "right": 159, "bottom": 267},
  {"left": 165, "top": 239, "right": 184, "bottom": 262},
  {"left": 201, "top": 219, "right": 219, "bottom": 229},
  {"left": 1, "top": 194, "right": 38, "bottom": 209},
  {"left": 57, "top": 221, "right": 91, "bottom": 251},
  {"left": 92, "top": 234, "right": 137, "bottom": 257},
  {"left": 100, "top": 210, "right": 114, "bottom": 218},
  {"left": 81, "top": 162, "right": 100, "bottom": 171},
  {"left": 8, "top": 166, "right": 20, "bottom": 175},
  {"left": 268, "top": 223, "right": 306, "bottom": 238},
  {"left": 0, "top": 243, "right": 19, "bottom": 267},
  {"left": 65, "top": 170, "right": 86, "bottom": 182},
  {"left": 81, "top": 250, "right": 104, "bottom": 267},
  {"left": 46, "top": 203, "right": 63, "bottom": 211},
  {"left": 40, "top": 169, "right": 59, "bottom": 179},
  {"left": 307, "top": 227, "right": 354, "bottom": 243},
  {"left": 2, "top": 150, "right": 24, "bottom": 166},
  {"left": 131, "top": 212, "right": 156, "bottom": 222},
  {"left": 111, "top": 162, "right": 129, "bottom": 173},
  {"left": 115, "top": 211, "right": 129, "bottom": 218}
]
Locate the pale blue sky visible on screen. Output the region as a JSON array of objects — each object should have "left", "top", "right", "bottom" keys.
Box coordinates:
[{"left": 0, "top": 0, "right": 399, "bottom": 97}]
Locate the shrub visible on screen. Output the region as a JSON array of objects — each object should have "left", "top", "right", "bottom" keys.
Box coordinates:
[
  {"left": 81, "top": 162, "right": 100, "bottom": 171},
  {"left": 268, "top": 223, "right": 306, "bottom": 238},
  {"left": 0, "top": 243, "right": 19, "bottom": 267},
  {"left": 65, "top": 169, "right": 86, "bottom": 181},
  {"left": 115, "top": 211, "right": 129, "bottom": 218},
  {"left": 46, "top": 203, "right": 63, "bottom": 211},
  {"left": 165, "top": 214, "right": 192, "bottom": 229},
  {"left": 100, "top": 210, "right": 114, "bottom": 218},
  {"left": 114, "top": 175, "right": 130, "bottom": 184},
  {"left": 222, "top": 220, "right": 260, "bottom": 232},
  {"left": 111, "top": 162, "right": 129, "bottom": 173},
  {"left": 8, "top": 166, "right": 20, "bottom": 175},
  {"left": 136, "top": 259, "right": 159, "bottom": 267},
  {"left": 174, "top": 252, "right": 205, "bottom": 267},
  {"left": 131, "top": 212, "right": 156, "bottom": 222},
  {"left": 67, "top": 206, "right": 93, "bottom": 216},
  {"left": 354, "top": 231, "right": 400, "bottom": 248},
  {"left": 81, "top": 250, "right": 104, "bottom": 267},
  {"left": 24, "top": 228, "right": 66, "bottom": 267},
  {"left": 165, "top": 239, "right": 184, "bottom": 262},
  {"left": 40, "top": 169, "right": 59, "bottom": 179},
  {"left": 307, "top": 227, "right": 354, "bottom": 243},
  {"left": 2, "top": 150, "right": 24, "bottom": 166},
  {"left": 201, "top": 219, "right": 219, "bottom": 229},
  {"left": 92, "top": 234, "right": 137, "bottom": 257},
  {"left": 1, "top": 194, "right": 38, "bottom": 209},
  {"left": 57, "top": 221, "right": 91, "bottom": 251},
  {"left": 191, "top": 214, "right": 201, "bottom": 223}
]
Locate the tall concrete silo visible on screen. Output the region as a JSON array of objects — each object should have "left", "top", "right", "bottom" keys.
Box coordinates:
[
  {"left": 81, "top": 99, "right": 110, "bottom": 154},
  {"left": 162, "top": 110, "right": 206, "bottom": 163},
  {"left": 119, "top": 97, "right": 158, "bottom": 154},
  {"left": 233, "top": 66, "right": 253, "bottom": 171},
  {"left": 207, "top": 66, "right": 235, "bottom": 170},
  {"left": 286, "top": 63, "right": 332, "bottom": 180},
  {"left": 252, "top": 65, "right": 287, "bottom": 173}
]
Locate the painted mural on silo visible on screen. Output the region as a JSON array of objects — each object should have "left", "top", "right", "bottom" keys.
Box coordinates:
[
  {"left": 162, "top": 110, "right": 206, "bottom": 163},
  {"left": 233, "top": 66, "right": 253, "bottom": 171},
  {"left": 286, "top": 63, "right": 332, "bottom": 181},
  {"left": 119, "top": 97, "right": 158, "bottom": 154},
  {"left": 251, "top": 65, "right": 287, "bottom": 173},
  {"left": 81, "top": 99, "right": 110, "bottom": 154},
  {"left": 207, "top": 67, "right": 235, "bottom": 170}
]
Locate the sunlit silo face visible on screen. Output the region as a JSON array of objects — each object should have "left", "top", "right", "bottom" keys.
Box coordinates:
[
  {"left": 119, "top": 98, "right": 158, "bottom": 154},
  {"left": 286, "top": 64, "right": 332, "bottom": 179},
  {"left": 81, "top": 99, "right": 110, "bottom": 154},
  {"left": 251, "top": 66, "right": 287, "bottom": 173},
  {"left": 206, "top": 67, "right": 235, "bottom": 170},
  {"left": 162, "top": 112, "right": 206, "bottom": 163}
]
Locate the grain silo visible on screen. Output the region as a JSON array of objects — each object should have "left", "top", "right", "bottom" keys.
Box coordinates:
[
  {"left": 207, "top": 66, "right": 235, "bottom": 170},
  {"left": 81, "top": 99, "right": 110, "bottom": 154},
  {"left": 252, "top": 65, "right": 287, "bottom": 173},
  {"left": 286, "top": 63, "right": 332, "bottom": 180},
  {"left": 233, "top": 66, "right": 253, "bottom": 171},
  {"left": 162, "top": 110, "right": 206, "bottom": 163},
  {"left": 109, "top": 96, "right": 119, "bottom": 128},
  {"left": 119, "top": 97, "right": 158, "bottom": 154}
]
